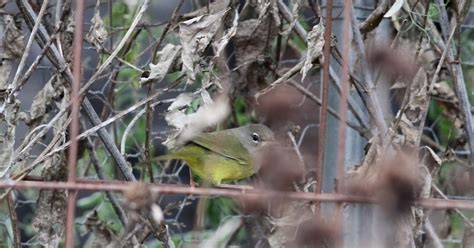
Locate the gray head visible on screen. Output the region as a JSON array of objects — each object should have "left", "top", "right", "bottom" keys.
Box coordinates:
[{"left": 230, "top": 124, "right": 275, "bottom": 155}]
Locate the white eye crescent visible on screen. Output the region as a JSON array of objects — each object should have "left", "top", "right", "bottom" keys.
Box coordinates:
[{"left": 251, "top": 132, "right": 261, "bottom": 144}]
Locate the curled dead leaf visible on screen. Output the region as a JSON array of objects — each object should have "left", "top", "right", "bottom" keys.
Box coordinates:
[
  {"left": 3, "top": 15, "right": 25, "bottom": 58},
  {"left": 179, "top": 9, "right": 229, "bottom": 84},
  {"left": 86, "top": 3, "right": 108, "bottom": 51},
  {"left": 213, "top": 9, "right": 239, "bottom": 57},
  {"left": 301, "top": 22, "right": 324, "bottom": 80},
  {"left": 164, "top": 92, "right": 230, "bottom": 149},
  {"left": 140, "top": 44, "right": 182, "bottom": 84},
  {"left": 280, "top": 0, "right": 301, "bottom": 36}
]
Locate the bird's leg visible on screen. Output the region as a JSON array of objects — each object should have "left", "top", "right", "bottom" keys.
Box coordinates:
[{"left": 189, "top": 170, "right": 196, "bottom": 188}]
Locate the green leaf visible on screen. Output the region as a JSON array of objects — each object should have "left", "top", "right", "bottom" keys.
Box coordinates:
[
  {"left": 233, "top": 96, "right": 250, "bottom": 126},
  {"left": 77, "top": 192, "right": 104, "bottom": 209}
]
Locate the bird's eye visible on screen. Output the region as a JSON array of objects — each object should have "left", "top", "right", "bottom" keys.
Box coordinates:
[{"left": 251, "top": 132, "right": 261, "bottom": 144}]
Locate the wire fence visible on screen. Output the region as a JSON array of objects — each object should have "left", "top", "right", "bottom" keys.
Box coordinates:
[{"left": 0, "top": 0, "right": 473, "bottom": 247}]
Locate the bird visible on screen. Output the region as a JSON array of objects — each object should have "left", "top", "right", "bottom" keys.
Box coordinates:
[{"left": 157, "top": 124, "right": 275, "bottom": 184}]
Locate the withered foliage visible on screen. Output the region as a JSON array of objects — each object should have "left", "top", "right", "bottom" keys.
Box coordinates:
[{"left": 1, "top": 0, "right": 473, "bottom": 247}]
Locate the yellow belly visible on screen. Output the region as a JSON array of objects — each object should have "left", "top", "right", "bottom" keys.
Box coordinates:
[
  {"left": 184, "top": 153, "right": 253, "bottom": 184},
  {"left": 159, "top": 144, "right": 254, "bottom": 184}
]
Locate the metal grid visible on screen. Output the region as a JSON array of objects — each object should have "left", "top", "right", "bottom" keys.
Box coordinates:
[{"left": 0, "top": 0, "right": 472, "bottom": 247}]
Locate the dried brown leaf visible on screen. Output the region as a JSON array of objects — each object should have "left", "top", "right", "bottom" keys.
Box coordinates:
[
  {"left": 301, "top": 22, "right": 324, "bottom": 80},
  {"left": 32, "top": 83, "right": 70, "bottom": 247},
  {"left": 234, "top": 19, "right": 270, "bottom": 65},
  {"left": 255, "top": 0, "right": 280, "bottom": 28},
  {"left": 32, "top": 189, "right": 67, "bottom": 247},
  {"left": 0, "top": 14, "right": 25, "bottom": 92},
  {"left": 86, "top": 3, "right": 108, "bottom": 51},
  {"left": 392, "top": 67, "right": 428, "bottom": 149},
  {"left": 420, "top": 146, "right": 442, "bottom": 173},
  {"left": 32, "top": 154, "right": 68, "bottom": 247},
  {"left": 3, "top": 15, "right": 25, "bottom": 58},
  {"left": 181, "top": 0, "right": 231, "bottom": 20},
  {"left": 179, "top": 9, "right": 229, "bottom": 84},
  {"left": 25, "top": 77, "right": 57, "bottom": 126},
  {"left": 0, "top": 102, "right": 19, "bottom": 177},
  {"left": 164, "top": 92, "right": 230, "bottom": 149},
  {"left": 280, "top": 0, "right": 301, "bottom": 36},
  {"left": 84, "top": 210, "right": 118, "bottom": 247},
  {"left": 213, "top": 9, "right": 239, "bottom": 57},
  {"left": 141, "top": 44, "right": 182, "bottom": 84}
]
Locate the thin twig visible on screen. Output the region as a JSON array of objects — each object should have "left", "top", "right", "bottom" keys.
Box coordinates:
[
  {"left": 6, "top": 193, "right": 20, "bottom": 248},
  {"left": 433, "top": 184, "right": 473, "bottom": 227},
  {"left": 425, "top": 218, "right": 444, "bottom": 248},
  {"left": 256, "top": 60, "right": 304, "bottom": 98},
  {"left": 121, "top": 100, "right": 170, "bottom": 154},
  {"left": 328, "top": 63, "right": 369, "bottom": 128},
  {"left": 358, "top": 0, "right": 389, "bottom": 35},
  {"left": 16, "top": 34, "right": 57, "bottom": 89},
  {"left": 287, "top": 131, "right": 305, "bottom": 165},
  {"left": 421, "top": 135, "right": 470, "bottom": 168},
  {"left": 434, "top": 0, "right": 474, "bottom": 165},
  {"left": 417, "top": 28, "right": 456, "bottom": 146},
  {"left": 350, "top": 11, "right": 387, "bottom": 137},
  {"left": 7, "top": 0, "right": 48, "bottom": 103},
  {"left": 85, "top": 136, "right": 128, "bottom": 226},
  {"left": 275, "top": 0, "right": 369, "bottom": 132},
  {"left": 79, "top": 0, "right": 150, "bottom": 96},
  {"left": 287, "top": 80, "right": 368, "bottom": 136},
  {"left": 143, "top": 0, "right": 185, "bottom": 182},
  {"left": 30, "top": 90, "right": 166, "bottom": 175},
  {"left": 15, "top": 0, "right": 150, "bottom": 182}
]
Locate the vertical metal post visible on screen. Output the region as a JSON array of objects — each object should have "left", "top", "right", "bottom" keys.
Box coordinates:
[{"left": 319, "top": 0, "right": 391, "bottom": 246}]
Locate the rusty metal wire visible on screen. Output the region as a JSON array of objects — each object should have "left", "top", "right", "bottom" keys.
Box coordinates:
[{"left": 1, "top": 0, "right": 474, "bottom": 247}]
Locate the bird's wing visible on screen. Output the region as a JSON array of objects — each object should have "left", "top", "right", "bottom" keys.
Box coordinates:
[{"left": 191, "top": 131, "right": 249, "bottom": 165}]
